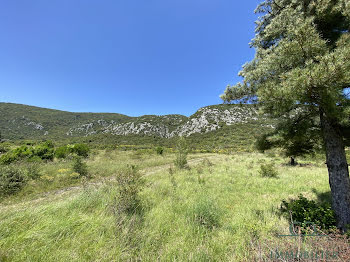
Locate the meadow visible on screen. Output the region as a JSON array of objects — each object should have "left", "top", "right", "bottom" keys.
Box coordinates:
[{"left": 1, "top": 146, "right": 343, "bottom": 261}]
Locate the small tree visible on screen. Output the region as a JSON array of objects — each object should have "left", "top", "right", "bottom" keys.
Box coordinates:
[
  {"left": 174, "top": 137, "right": 188, "bottom": 169},
  {"left": 72, "top": 156, "right": 89, "bottom": 178},
  {"left": 155, "top": 146, "right": 164, "bottom": 155}
]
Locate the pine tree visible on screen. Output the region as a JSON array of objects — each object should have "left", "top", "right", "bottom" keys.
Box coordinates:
[
  {"left": 222, "top": 0, "right": 350, "bottom": 230},
  {"left": 256, "top": 114, "right": 321, "bottom": 165}
]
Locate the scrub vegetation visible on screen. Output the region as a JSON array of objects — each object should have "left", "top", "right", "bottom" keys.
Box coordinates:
[{"left": 1, "top": 142, "right": 348, "bottom": 261}]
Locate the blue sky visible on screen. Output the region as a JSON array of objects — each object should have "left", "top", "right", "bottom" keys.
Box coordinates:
[{"left": 0, "top": 0, "right": 261, "bottom": 116}]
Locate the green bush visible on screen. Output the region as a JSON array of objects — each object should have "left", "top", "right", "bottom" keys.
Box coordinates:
[
  {"left": 24, "top": 163, "right": 41, "bottom": 180},
  {"left": 0, "top": 144, "right": 8, "bottom": 154},
  {"left": 27, "top": 155, "right": 43, "bottom": 163},
  {"left": 55, "top": 146, "right": 69, "bottom": 159},
  {"left": 33, "top": 142, "right": 55, "bottom": 160},
  {"left": 255, "top": 134, "right": 272, "bottom": 153},
  {"left": 115, "top": 165, "right": 144, "bottom": 215},
  {"left": 174, "top": 137, "right": 188, "bottom": 169},
  {"left": 23, "top": 140, "right": 35, "bottom": 146},
  {"left": 68, "top": 144, "right": 90, "bottom": 157},
  {"left": 13, "top": 145, "right": 34, "bottom": 158},
  {"left": 0, "top": 152, "right": 19, "bottom": 165},
  {"left": 259, "top": 163, "right": 278, "bottom": 178},
  {"left": 155, "top": 146, "right": 164, "bottom": 155},
  {"left": 280, "top": 194, "right": 336, "bottom": 231},
  {"left": 55, "top": 144, "right": 90, "bottom": 159},
  {"left": 0, "top": 142, "right": 55, "bottom": 164},
  {"left": 0, "top": 165, "right": 27, "bottom": 197},
  {"left": 72, "top": 156, "right": 89, "bottom": 178}
]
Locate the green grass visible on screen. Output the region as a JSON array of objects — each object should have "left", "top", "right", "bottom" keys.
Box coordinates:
[
  {"left": 0, "top": 151, "right": 331, "bottom": 261},
  {"left": 0, "top": 150, "right": 214, "bottom": 204}
]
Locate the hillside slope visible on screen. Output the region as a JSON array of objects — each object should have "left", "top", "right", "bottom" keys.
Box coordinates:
[{"left": 0, "top": 103, "right": 274, "bottom": 149}]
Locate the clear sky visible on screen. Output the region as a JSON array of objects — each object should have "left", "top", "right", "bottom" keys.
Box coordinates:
[{"left": 0, "top": 0, "right": 261, "bottom": 116}]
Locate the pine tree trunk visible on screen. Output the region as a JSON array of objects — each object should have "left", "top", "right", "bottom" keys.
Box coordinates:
[
  {"left": 290, "top": 157, "right": 296, "bottom": 166},
  {"left": 320, "top": 112, "right": 350, "bottom": 231}
]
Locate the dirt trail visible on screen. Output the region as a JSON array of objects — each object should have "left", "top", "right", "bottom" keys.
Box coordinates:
[
  {"left": 140, "top": 154, "right": 217, "bottom": 177},
  {"left": 0, "top": 155, "right": 219, "bottom": 213}
]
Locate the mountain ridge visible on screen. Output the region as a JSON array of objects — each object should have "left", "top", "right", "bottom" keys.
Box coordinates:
[{"left": 0, "top": 102, "right": 274, "bottom": 149}]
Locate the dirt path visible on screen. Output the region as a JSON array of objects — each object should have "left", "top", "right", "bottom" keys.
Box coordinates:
[
  {"left": 140, "top": 154, "right": 217, "bottom": 177},
  {"left": 0, "top": 155, "right": 219, "bottom": 213}
]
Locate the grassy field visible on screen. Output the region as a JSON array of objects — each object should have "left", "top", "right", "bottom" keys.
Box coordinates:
[{"left": 0, "top": 150, "right": 335, "bottom": 261}]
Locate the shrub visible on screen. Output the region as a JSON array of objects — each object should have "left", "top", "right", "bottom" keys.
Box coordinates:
[
  {"left": 24, "top": 140, "right": 35, "bottom": 146},
  {"left": 33, "top": 142, "right": 55, "bottom": 160},
  {"left": 111, "top": 165, "right": 144, "bottom": 250},
  {"left": 55, "top": 146, "right": 69, "bottom": 159},
  {"left": 27, "top": 155, "right": 42, "bottom": 163},
  {"left": 174, "top": 137, "right": 188, "bottom": 169},
  {"left": 13, "top": 145, "right": 34, "bottom": 158},
  {"left": 259, "top": 163, "right": 278, "bottom": 178},
  {"left": 280, "top": 194, "right": 336, "bottom": 231},
  {"left": 68, "top": 143, "right": 90, "bottom": 157},
  {"left": 155, "top": 146, "right": 164, "bottom": 155},
  {"left": 24, "top": 163, "right": 41, "bottom": 180},
  {"left": 0, "top": 152, "right": 19, "bottom": 165},
  {"left": 72, "top": 156, "right": 89, "bottom": 178},
  {"left": 0, "top": 142, "right": 55, "bottom": 164},
  {"left": 255, "top": 134, "right": 273, "bottom": 153},
  {"left": 0, "top": 144, "right": 8, "bottom": 154},
  {"left": 115, "top": 165, "right": 144, "bottom": 215},
  {"left": 0, "top": 165, "right": 27, "bottom": 197}
]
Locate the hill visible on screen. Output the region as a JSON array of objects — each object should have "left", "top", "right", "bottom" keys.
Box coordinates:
[{"left": 0, "top": 103, "right": 275, "bottom": 150}]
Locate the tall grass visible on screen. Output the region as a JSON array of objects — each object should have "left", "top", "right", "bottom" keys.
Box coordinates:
[
  {"left": 0, "top": 150, "right": 214, "bottom": 204},
  {"left": 0, "top": 152, "right": 334, "bottom": 261}
]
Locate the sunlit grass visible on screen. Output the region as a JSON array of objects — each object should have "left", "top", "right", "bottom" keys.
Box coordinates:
[
  {"left": 0, "top": 151, "right": 330, "bottom": 261},
  {"left": 1, "top": 150, "right": 213, "bottom": 204}
]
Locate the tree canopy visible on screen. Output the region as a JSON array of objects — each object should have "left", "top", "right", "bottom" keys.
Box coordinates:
[
  {"left": 222, "top": 0, "right": 350, "bottom": 230},
  {"left": 222, "top": 0, "right": 350, "bottom": 118}
]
